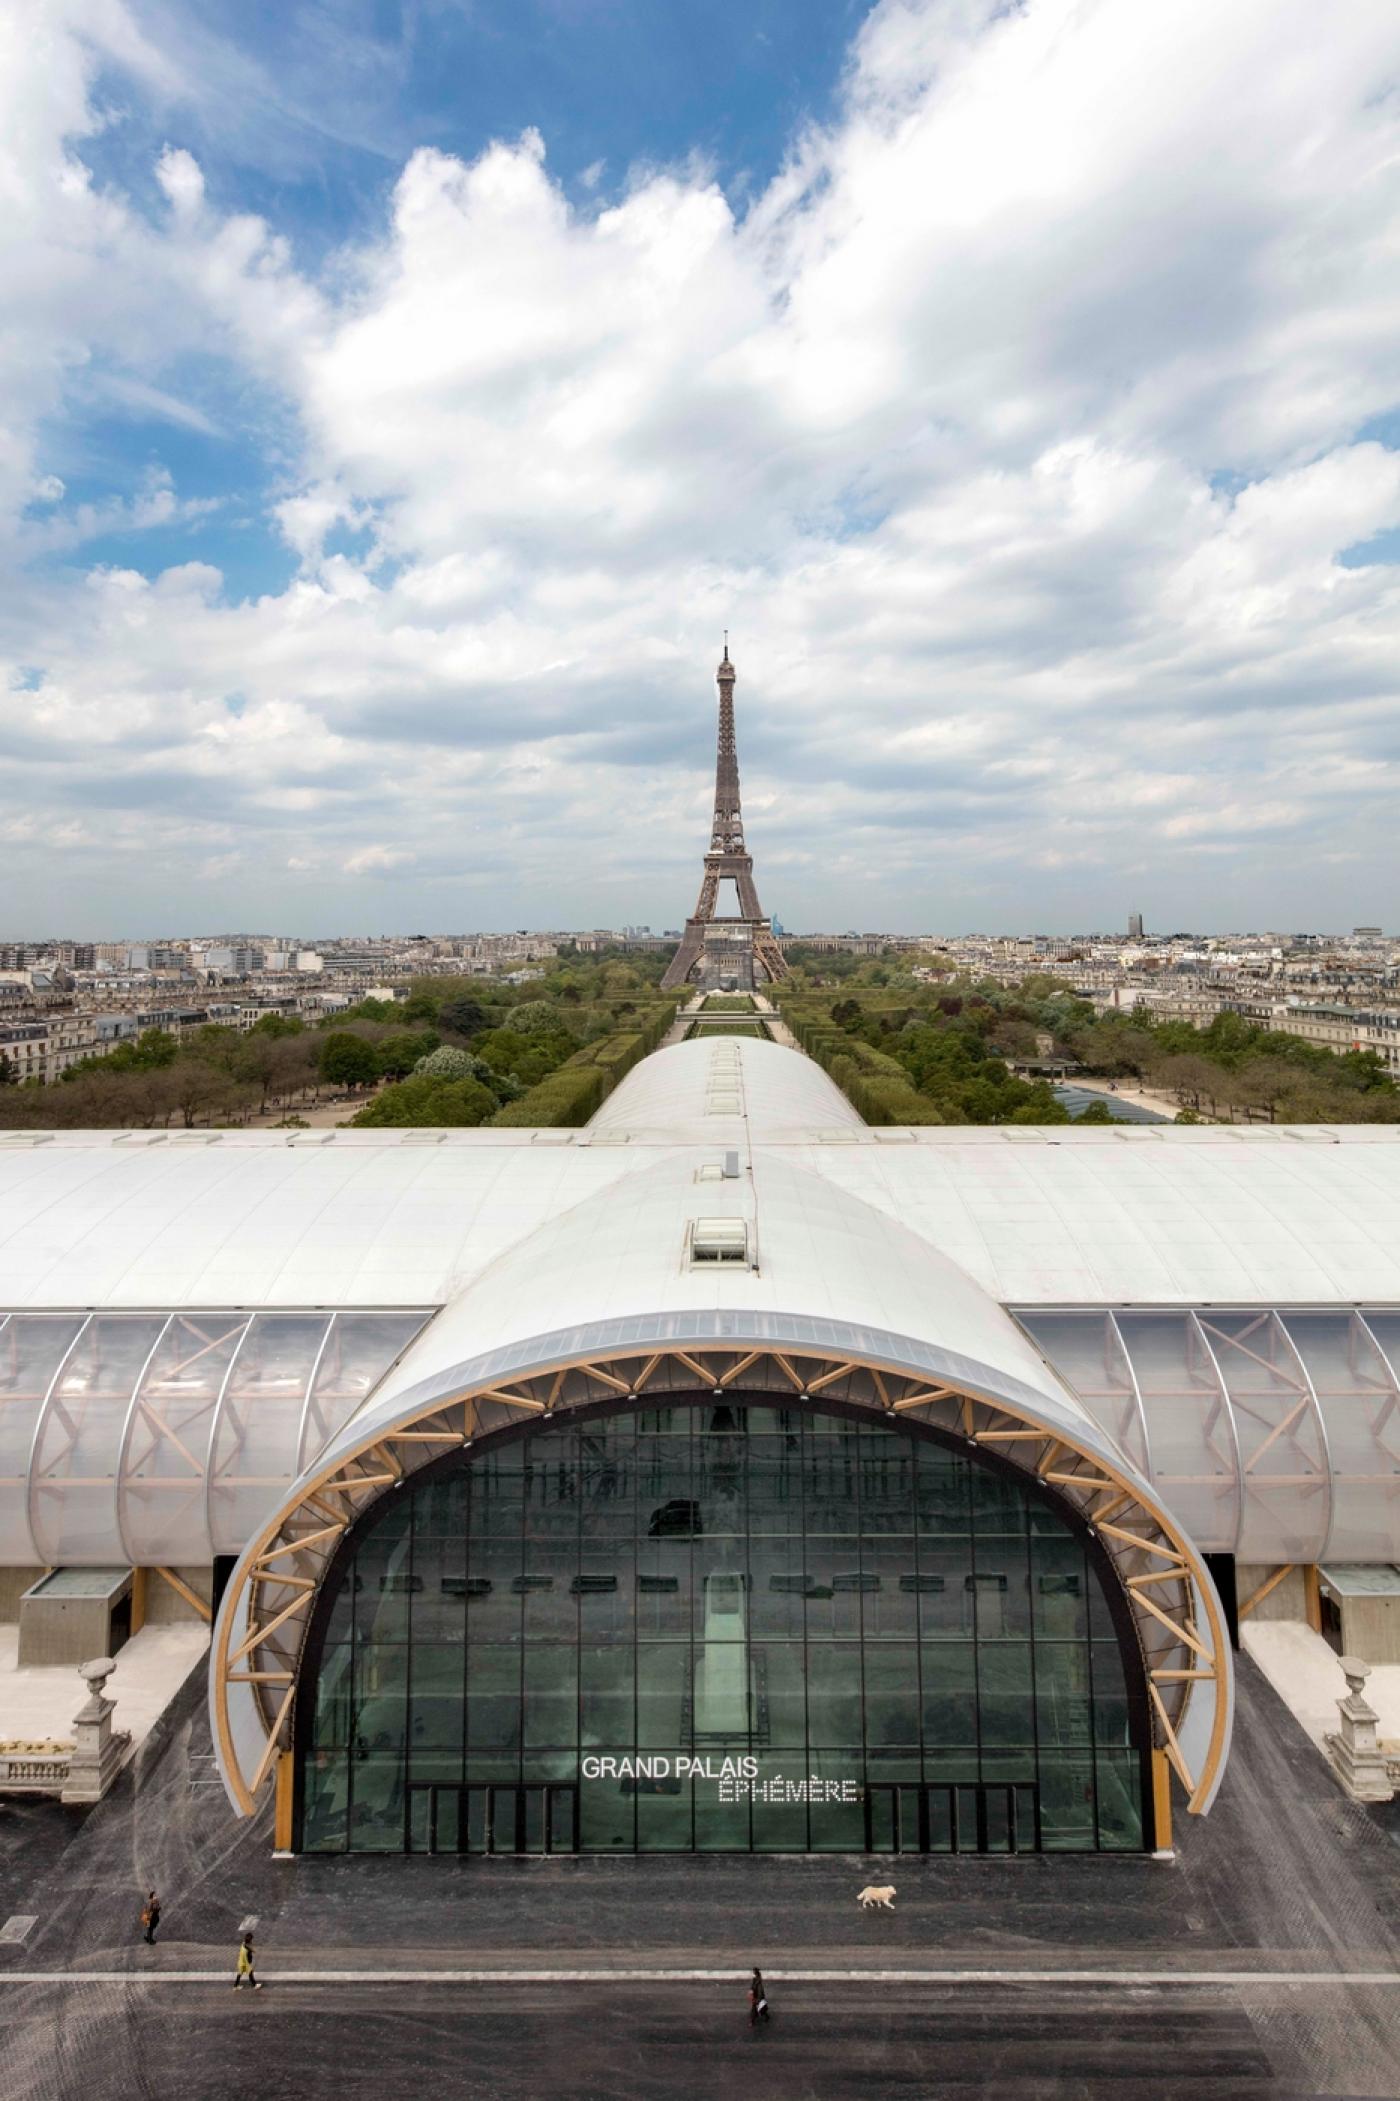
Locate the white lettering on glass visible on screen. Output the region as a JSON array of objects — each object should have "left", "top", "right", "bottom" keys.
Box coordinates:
[{"left": 579, "top": 1755, "right": 861, "bottom": 1802}]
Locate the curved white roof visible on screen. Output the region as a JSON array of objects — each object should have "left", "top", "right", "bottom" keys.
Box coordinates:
[
  {"left": 362, "top": 1144, "right": 1065, "bottom": 1424},
  {"left": 5, "top": 1036, "right": 1400, "bottom": 1579},
  {"left": 5, "top": 1035, "right": 1400, "bottom": 1308},
  {"left": 590, "top": 1034, "right": 863, "bottom": 1136}
]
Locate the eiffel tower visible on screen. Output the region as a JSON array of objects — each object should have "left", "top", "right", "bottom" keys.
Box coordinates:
[{"left": 661, "top": 643, "right": 788, "bottom": 992}]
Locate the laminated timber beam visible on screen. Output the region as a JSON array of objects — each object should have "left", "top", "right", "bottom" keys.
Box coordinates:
[{"left": 211, "top": 1341, "right": 1229, "bottom": 1823}]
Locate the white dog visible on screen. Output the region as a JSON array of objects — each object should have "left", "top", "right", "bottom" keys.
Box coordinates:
[{"left": 857, "top": 1884, "right": 897, "bottom": 1911}]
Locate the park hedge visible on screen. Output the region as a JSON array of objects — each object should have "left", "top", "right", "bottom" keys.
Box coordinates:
[
  {"left": 489, "top": 1001, "right": 677, "bottom": 1127},
  {"left": 783, "top": 1011, "right": 942, "bottom": 1125}
]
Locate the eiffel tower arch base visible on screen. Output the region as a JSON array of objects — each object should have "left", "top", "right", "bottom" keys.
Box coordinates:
[{"left": 663, "top": 917, "right": 786, "bottom": 994}]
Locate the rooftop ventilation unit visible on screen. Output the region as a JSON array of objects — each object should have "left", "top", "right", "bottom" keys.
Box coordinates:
[{"left": 689, "top": 1218, "right": 750, "bottom": 1266}]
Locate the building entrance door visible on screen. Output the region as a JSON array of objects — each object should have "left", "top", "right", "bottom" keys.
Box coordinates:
[
  {"left": 407, "top": 1784, "right": 577, "bottom": 1855},
  {"left": 864, "top": 1782, "right": 1040, "bottom": 1854}
]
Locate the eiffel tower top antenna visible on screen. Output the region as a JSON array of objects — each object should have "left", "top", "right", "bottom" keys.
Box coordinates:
[{"left": 660, "top": 643, "right": 788, "bottom": 993}]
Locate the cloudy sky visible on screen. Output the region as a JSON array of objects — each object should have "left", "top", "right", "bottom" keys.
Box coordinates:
[{"left": 3, "top": 0, "right": 1399, "bottom": 938}]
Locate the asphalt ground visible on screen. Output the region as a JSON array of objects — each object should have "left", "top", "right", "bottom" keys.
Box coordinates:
[{"left": 1, "top": 1654, "right": 1397, "bottom": 2100}]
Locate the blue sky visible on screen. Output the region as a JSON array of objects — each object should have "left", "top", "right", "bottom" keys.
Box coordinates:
[
  {"left": 57, "top": 1, "right": 861, "bottom": 607},
  {"left": 97, "top": 0, "right": 861, "bottom": 223},
  {"left": 3, "top": 0, "right": 1400, "bottom": 936}
]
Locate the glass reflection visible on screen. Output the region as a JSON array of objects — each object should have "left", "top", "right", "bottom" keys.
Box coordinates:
[{"left": 298, "top": 1401, "right": 1147, "bottom": 1855}]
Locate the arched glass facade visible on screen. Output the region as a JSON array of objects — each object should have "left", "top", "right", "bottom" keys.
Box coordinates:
[{"left": 297, "top": 1401, "right": 1151, "bottom": 1856}]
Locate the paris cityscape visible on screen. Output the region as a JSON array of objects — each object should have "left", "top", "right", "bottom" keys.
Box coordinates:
[
  {"left": 3, "top": 3, "right": 1400, "bottom": 2100},
  {"left": 5, "top": 901, "right": 1400, "bottom": 1121}
]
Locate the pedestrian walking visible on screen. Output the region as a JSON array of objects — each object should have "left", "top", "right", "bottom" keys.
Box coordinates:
[
  {"left": 748, "top": 1967, "right": 770, "bottom": 2024},
  {"left": 140, "top": 1891, "right": 160, "bottom": 1946},
  {"left": 233, "top": 1931, "right": 263, "bottom": 1990}
]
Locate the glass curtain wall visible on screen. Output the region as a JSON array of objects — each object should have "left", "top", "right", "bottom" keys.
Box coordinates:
[{"left": 298, "top": 1401, "right": 1148, "bottom": 1856}]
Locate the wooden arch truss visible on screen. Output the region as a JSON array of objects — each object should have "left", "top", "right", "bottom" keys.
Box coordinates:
[{"left": 212, "top": 1344, "right": 1230, "bottom": 1818}]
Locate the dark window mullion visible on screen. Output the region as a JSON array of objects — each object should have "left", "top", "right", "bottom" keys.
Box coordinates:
[
  {"left": 799, "top": 1408, "right": 811, "bottom": 1853},
  {"left": 402, "top": 1485, "right": 416, "bottom": 1851},
  {"left": 966, "top": 1455, "right": 982, "bottom": 1792},
  {"left": 343, "top": 1536, "right": 358, "bottom": 1853},
  {"left": 911, "top": 1436, "right": 926, "bottom": 1786},
  {"left": 1085, "top": 1540, "right": 1102, "bottom": 1851}
]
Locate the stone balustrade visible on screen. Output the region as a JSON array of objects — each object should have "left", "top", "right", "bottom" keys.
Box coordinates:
[{"left": 0, "top": 1742, "right": 73, "bottom": 1791}]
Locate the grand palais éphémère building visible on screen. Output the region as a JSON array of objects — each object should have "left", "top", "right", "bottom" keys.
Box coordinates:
[{"left": 4, "top": 1031, "right": 1400, "bottom": 1860}]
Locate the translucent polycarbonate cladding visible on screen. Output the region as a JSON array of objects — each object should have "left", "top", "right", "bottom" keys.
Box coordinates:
[
  {"left": 0, "top": 1308, "right": 432, "bottom": 1566},
  {"left": 9, "top": 1298, "right": 1397, "bottom": 1574},
  {"left": 1017, "top": 1307, "right": 1400, "bottom": 1562},
  {"left": 0, "top": 1315, "right": 85, "bottom": 1558}
]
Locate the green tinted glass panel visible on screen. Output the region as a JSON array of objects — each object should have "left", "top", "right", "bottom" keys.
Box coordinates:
[{"left": 300, "top": 1401, "right": 1146, "bottom": 1853}]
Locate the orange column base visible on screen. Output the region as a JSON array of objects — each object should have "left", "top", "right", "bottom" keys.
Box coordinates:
[
  {"left": 274, "top": 1750, "right": 295, "bottom": 1851},
  {"left": 1151, "top": 1747, "right": 1173, "bottom": 1854}
]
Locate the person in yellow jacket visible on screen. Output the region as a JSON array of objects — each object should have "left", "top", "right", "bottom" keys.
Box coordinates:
[{"left": 233, "top": 1931, "right": 263, "bottom": 1990}]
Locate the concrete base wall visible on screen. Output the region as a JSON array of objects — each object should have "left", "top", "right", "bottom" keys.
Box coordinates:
[
  {"left": 1238, "top": 1563, "right": 1309, "bottom": 1622},
  {"left": 1, "top": 1567, "right": 211, "bottom": 1629},
  {"left": 19, "top": 1584, "right": 130, "bottom": 1668},
  {"left": 141, "top": 1567, "right": 212, "bottom": 1626},
  {"left": 0, "top": 1569, "right": 42, "bottom": 1622},
  {"left": 1338, "top": 1593, "right": 1400, "bottom": 1666}
]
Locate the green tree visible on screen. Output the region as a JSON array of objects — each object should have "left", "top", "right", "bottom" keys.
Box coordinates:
[
  {"left": 473, "top": 1026, "right": 570, "bottom": 1086},
  {"left": 65, "top": 1026, "right": 180, "bottom": 1081},
  {"left": 268, "top": 1034, "right": 319, "bottom": 1106},
  {"left": 336, "top": 997, "right": 399, "bottom": 1023},
  {"left": 352, "top": 1074, "right": 497, "bottom": 1127},
  {"left": 1071, "top": 1019, "right": 1156, "bottom": 1077},
  {"left": 317, "top": 1032, "right": 381, "bottom": 1089},
  {"left": 1237, "top": 1055, "right": 1307, "bottom": 1124},
  {"left": 166, "top": 1057, "right": 241, "bottom": 1129},
  {"left": 187, "top": 1024, "right": 244, "bottom": 1074},
  {"left": 233, "top": 1029, "right": 282, "bottom": 1113},
  {"left": 413, "top": 1045, "right": 490, "bottom": 1081},
  {"left": 377, "top": 1029, "right": 439, "bottom": 1079},
  {"left": 128, "top": 1027, "right": 179, "bottom": 1069},
  {"left": 1155, "top": 1053, "right": 1227, "bottom": 1117},
  {"left": 510, "top": 999, "right": 574, "bottom": 1038},
  {"left": 437, "top": 995, "right": 489, "bottom": 1037}
]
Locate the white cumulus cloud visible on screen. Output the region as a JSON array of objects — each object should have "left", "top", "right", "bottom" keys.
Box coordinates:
[{"left": 1, "top": 0, "right": 1399, "bottom": 936}]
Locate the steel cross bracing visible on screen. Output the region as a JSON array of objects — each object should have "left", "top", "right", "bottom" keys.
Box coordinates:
[
  {"left": 661, "top": 647, "right": 789, "bottom": 991},
  {"left": 211, "top": 1343, "right": 1228, "bottom": 1821}
]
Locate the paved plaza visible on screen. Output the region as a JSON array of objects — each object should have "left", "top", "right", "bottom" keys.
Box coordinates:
[{"left": 1, "top": 1655, "right": 1397, "bottom": 2100}]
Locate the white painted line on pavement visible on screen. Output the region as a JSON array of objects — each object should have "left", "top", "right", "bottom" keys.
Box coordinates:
[{"left": 0, "top": 1969, "right": 1397, "bottom": 1987}]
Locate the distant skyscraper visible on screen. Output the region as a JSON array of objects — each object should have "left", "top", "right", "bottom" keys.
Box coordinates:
[{"left": 1128, "top": 913, "right": 1144, "bottom": 939}]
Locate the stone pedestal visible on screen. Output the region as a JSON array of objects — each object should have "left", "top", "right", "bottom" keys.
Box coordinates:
[
  {"left": 61, "top": 1656, "right": 132, "bottom": 1805},
  {"left": 1324, "top": 1654, "right": 1394, "bottom": 1804}
]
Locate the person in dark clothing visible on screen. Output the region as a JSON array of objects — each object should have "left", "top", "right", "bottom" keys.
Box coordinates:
[
  {"left": 140, "top": 1892, "right": 160, "bottom": 1946},
  {"left": 748, "top": 1967, "right": 770, "bottom": 2023}
]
